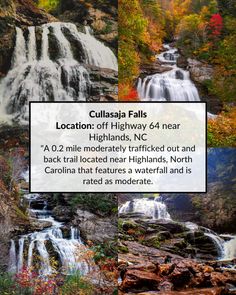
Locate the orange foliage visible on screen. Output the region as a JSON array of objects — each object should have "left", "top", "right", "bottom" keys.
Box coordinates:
[
  {"left": 16, "top": 267, "right": 57, "bottom": 294},
  {"left": 119, "top": 83, "right": 139, "bottom": 101},
  {"left": 208, "top": 107, "right": 236, "bottom": 147}
]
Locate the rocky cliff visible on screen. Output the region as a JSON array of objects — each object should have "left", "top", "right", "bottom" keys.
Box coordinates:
[
  {"left": 51, "top": 193, "right": 117, "bottom": 244},
  {"left": 0, "top": 0, "right": 118, "bottom": 101},
  {"left": 176, "top": 54, "right": 223, "bottom": 114},
  {"left": 119, "top": 149, "right": 236, "bottom": 234},
  {"left": 0, "top": 0, "right": 55, "bottom": 76},
  {"left": 0, "top": 126, "right": 30, "bottom": 271},
  {"left": 56, "top": 0, "right": 117, "bottom": 51},
  {"left": 118, "top": 216, "right": 236, "bottom": 294}
]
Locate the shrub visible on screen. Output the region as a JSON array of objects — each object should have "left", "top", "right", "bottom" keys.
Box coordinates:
[{"left": 60, "top": 271, "right": 94, "bottom": 295}]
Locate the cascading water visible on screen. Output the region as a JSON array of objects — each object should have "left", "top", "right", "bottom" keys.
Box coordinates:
[
  {"left": 8, "top": 172, "right": 93, "bottom": 276},
  {"left": 185, "top": 222, "right": 225, "bottom": 258},
  {"left": 9, "top": 198, "right": 91, "bottom": 275},
  {"left": 0, "top": 22, "right": 117, "bottom": 123},
  {"left": 63, "top": 23, "right": 118, "bottom": 70},
  {"left": 119, "top": 197, "right": 171, "bottom": 220},
  {"left": 223, "top": 236, "right": 236, "bottom": 260},
  {"left": 119, "top": 197, "right": 236, "bottom": 262},
  {"left": 8, "top": 240, "right": 17, "bottom": 273},
  {"left": 17, "top": 238, "right": 25, "bottom": 272},
  {"left": 203, "top": 228, "right": 225, "bottom": 257},
  {"left": 137, "top": 44, "right": 200, "bottom": 102}
]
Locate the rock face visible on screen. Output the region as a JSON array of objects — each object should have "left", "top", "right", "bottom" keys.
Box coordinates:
[
  {"left": 73, "top": 209, "right": 117, "bottom": 243},
  {"left": 188, "top": 58, "right": 222, "bottom": 113},
  {"left": 0, "top": 0, "right": 56, "bottom": 26},
  {"left": 0, "top": 130, "right": 29, "bottom": 271},
  {"left": 188, "top": 59, "right": 214, "bottom": 83},
  {"left": 88, "top": 66, "right": 118, "bottom": 101},
  {"left": 177, "top": 55, "right": 188, "bottom": 69},
  {"left": 119, "top": 214, "right": 220, "bottom": 261},
  {"left": 175, "top": 56, "right": 222, "bottom": 113},
  {"left": 0, "top": 0, "right": 56, "bottom": 76},
  {"left": 140, "top": 62, "right": 173, "bottom": 77},
  {"left": 57, "top": 0, "right": 117, "bottom": 50},
  {"left": 52, "top": 205, "right": 73, "bottom": 222},
  {"left": 118, "top": 240, "right": 236, "bottom": 294}
]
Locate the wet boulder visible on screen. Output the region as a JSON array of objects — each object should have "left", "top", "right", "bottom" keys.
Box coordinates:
[
  {"left": 175, "top": 70, "right": 184, "bottom": 80},
  {"left": 177, "top": 55, "right": 188, "bottom": 69}
]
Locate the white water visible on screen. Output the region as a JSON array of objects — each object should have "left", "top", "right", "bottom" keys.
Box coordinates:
[
  {"left": 0, "top": 22, "right": 117, "bottom": 123},
  {"left": 8, "top": 190, "right": 93, "bottom": 276},
  {"left": 71, "top": 227, "right": 82, "bottom": 243},
  {"left": 63, "top": 23, "right": 117, "bottom": 70},
  {"left": 119, "top": 197, "right": 236, "bottom": 261},
  {"left": 12, "top": 27, "right": 27, "bottom": 67},
  {"left": 27, "top": 27, "right": 37, "bottom": 62},
  {"left": 119, "top": 197, "right": 171, "bottom": 220},
  {"left": 8, "top": 240, "right": 17, "bottom": 273},
  {"left": 223, "top": 236, "right": 236, "bottom": 260},
  {"left": 204, "top": 232, "right": 225, "bottom": 257},
  {"left": 17, "top": 238, "right": 25, "bottom": 272},
  {"left": 137, "top": 45, "right": 200, "bottom": 102}
]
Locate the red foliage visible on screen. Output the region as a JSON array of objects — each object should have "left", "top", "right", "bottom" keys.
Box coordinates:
[
  {"left": 15, "top": 267, "right": 57, "bottom": 295},
  {"left": 15, "top": 267, "right": 35, "bottom": 288},
  {"left": 209, "top": 13, "right": 223, "bottom": 37},
  {"left": 121, "top": 88, "right": 139, "bottom": 101}
]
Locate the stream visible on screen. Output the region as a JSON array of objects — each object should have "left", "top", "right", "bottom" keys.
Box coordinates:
[
  {"left": 119, "top": 197, "right": 236, "bottom": 265},
  {"left": 137, "top": 44, "right": 216, "bottom": 118},
  {"left": 8, "top": 171, "right": 93, "bottom": 276}
]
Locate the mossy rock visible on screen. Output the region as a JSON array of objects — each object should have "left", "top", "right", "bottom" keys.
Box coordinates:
[
  {"left": 122, "top": 220, "right": 139, "bottom": 231},
  {"left": 157, "top": 231, "right": 172, "bottom": 241},
  {"left": 118, "top": 244, "right": 129, "bottom": 254},
  {"left": 172, "top": 238, "right": 187, "bottom": 249},
  {"left": 142, "top": 236, "right": 161, "bottom": 249}
]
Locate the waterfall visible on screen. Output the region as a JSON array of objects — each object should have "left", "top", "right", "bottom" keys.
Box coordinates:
[
  {"left": 71, "top": 227, "right": 82, "bottom": 243},
  {"left": 27, "top": 240, "right": 35, "bottom": 269},
  {"left": 27, "top": 26, "right": 37, "bottom": 62},
  {"left": 10, "top": 190, "right": 92, "bottom": 276},
  {"left": 187, "top": 224, "right": 225, "bottom": 258},
  {"left": 119, "top": 198, "right": 171, "bottom": 220},
  {"left": 8, "top": 240, "right": 17, "bottom": 273},
  {"left": 17, "top": 238, "right": 25, "bottom": 272},
  {"left": 50, "top": 238, "right": 89, "bottom": 275},
  {"left": 137, "top": 69, "right": 200, "bottom": 101},
  {"left": 223, "top": 236, "right": 236, "bottom": 260},
  {"left": 137, "top": 44, "right": 201, "bottom": 102},
  {"left": 12, "top": 27, "right": 27, "bottom": 67},
  {"left": 41, "top": 25, "right": 50, "bottom": 60},
  {"left": 204, "top": 232, "right": 225, "bottom": 257},
  {"left": 119, "top": 197, "right": 236, "bottom": 261},
  {"left": 63, "top": 23, "right": 118, "bottom": 70},
  {"left": 0, "top": 22, "right": 117, "bottom": 123},
  {"left": 51, "top": 23, "right": 73, "bottom": 59},
  {"left": 36, "top": 239, "right": 53, "bottom": 276}
]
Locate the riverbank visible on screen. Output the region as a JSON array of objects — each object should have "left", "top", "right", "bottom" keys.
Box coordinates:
[{"left": 118, "top": 198, "right": 236, "bottom": 294}]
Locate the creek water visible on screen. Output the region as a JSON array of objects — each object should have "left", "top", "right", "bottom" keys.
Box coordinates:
[{"left": 119, "top": 197, "right": 236, "bottom": 263}]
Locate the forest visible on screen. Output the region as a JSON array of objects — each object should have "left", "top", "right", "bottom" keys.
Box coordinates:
[{"left": 119, "top": 0, "right": 236, "bottom": 147}]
